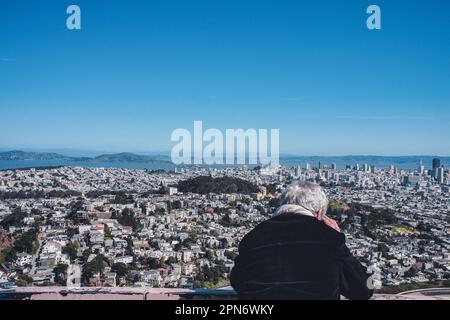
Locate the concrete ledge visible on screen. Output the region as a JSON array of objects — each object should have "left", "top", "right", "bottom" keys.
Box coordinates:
[{"left": 1, "top": 287, "right": 450, "bottom": 300}]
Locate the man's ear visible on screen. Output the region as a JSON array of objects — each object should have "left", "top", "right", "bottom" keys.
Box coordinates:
[{"left": 316, "top": 208, "right": 323, "bottom": 220}]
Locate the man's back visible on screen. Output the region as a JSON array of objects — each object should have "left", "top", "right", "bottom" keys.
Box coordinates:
[{"left": 230, "top": 214, "right": 373, "bottom": 300}]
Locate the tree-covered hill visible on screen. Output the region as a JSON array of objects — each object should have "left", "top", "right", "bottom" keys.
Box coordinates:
[{"left": 177, "top": 176, "right": 259, "bottom": 194}]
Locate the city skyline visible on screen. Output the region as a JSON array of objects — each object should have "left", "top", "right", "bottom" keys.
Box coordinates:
[{"left": 1, "top": 0, "right": 450, "bottom": 155}]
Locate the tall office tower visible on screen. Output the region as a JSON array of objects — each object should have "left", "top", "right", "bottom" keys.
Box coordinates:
[
  {"left": 318, "top": 161, "right": 324, "bottom": 170},
  {"left": 294, "top": 166, "right": 300, "bottom": 177},
  {"left": 305, "top": 162, "right": 311, "bottom": 170},
  {"left": 331, "top": 163, "right": 337, "bottom": 170},
  {"left": 402, "top": 176, "right": 408, "bottom": 186},
  {"left": 370, "top": 166, "right": 376, "bottom": 174},
  {"left": 355, "top": 163, "right": 360, "bottom": 171},
  {"left": 419, "top": 160, "right": 425, "bottom": 175},
  {"left": 437, "top": 167, "right": 445, "bottom": 184},
  {"left": 432, "top": 158, "right": 441, "bottom": 179},
  {"left": 363, "top": 163, "right": 369, "bottom": 172},
  {"left": 432, "top": 158, "right": 441, "bottom": 169},
  {"left": 389, "top": 164, "right": 395, "bottom": 172}
]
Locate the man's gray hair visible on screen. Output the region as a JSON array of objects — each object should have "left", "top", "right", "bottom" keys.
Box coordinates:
[{"left": 280, "top": 181, "right": 329, "bottom": 214}]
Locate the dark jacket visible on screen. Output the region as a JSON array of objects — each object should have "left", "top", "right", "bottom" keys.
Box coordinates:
[{"left": 230, "top": 214, "right": 373, "bottom": 300}]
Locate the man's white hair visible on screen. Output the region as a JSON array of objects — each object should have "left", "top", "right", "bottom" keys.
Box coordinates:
[{"left": 280, "top": 181, "right": 329, "bottom": 215}]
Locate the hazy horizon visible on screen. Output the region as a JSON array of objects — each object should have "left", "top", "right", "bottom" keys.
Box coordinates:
[{"left": 1, "top": 147, "right": 450, "bottom": 159}]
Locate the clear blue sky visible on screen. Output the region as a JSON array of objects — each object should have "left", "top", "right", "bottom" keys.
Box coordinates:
[{"left": 1, "top": 0, "right": 449, "bottom": 155}]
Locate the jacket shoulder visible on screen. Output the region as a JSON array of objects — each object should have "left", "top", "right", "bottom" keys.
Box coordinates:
[{"left": 238, "top": 215, "right": 345, "bottom": 252}]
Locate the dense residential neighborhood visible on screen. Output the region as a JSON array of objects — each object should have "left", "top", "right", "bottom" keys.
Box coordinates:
[{"left": 0, "top": 161, "right": 448, "bottom": 291}]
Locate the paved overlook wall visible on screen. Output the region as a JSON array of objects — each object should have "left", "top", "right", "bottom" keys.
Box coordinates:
[{"left": 1, "top": 287, "right": 450, "bottom": 300}]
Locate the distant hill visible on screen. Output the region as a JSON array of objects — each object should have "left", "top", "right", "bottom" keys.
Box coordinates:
[
  {"left": 0, "top": 150, "right": 75, "bottom": 161},
  {"left": 178, "top": 176, "right": 259, "bottom": 194},
  {"left": 90, "top": 152, "right": 169, "bottom": 163},
  {"left": 0, "top": 150, "right": 170, "bottom": 163}
]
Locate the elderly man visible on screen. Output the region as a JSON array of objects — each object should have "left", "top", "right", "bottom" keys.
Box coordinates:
[{"left": 230, "top": 181, "right": 373, "bottom": 300}]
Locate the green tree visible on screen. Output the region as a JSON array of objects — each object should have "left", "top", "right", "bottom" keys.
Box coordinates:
[
  {"left": 0, "top": 207, "right": 26, "bottom": 229},
  {"left": 82, "top": 255, "right": 108, "bottom": 284},
  {"left": 117, "top": 208, "right": 141, "bottom": 231},
  {"left": 0, "top": 247, "right": 17, "bottom": 263},
  {"left": 205, "top": 250, "right": 214, "bottom": 260},
  {"left": 16, "top": 274, "right": 33, "bottom": 287},
  {"left": 14, "top": 229, "right": 38, "bottom": 254},
  {"left": 62, "top": 241, "right": 79, "bottom": 262},
  {"left": 111, "top": 262, "right": 128, "bottom": 277},
  {"left": 166, "top": 256, "right": 177, "bottom": 264},
  {"left": 54, "top": 264, "right": 69, "bottom": 286},
  {"left": 112, "top": 192, "right": 134, "bottom": 205},
  {"left": 145, "top": 257, "right": 162, "bottom": 269},
  {"left": 224, "top": 251, "right": 237, "bottom": 261},
  {"left": 104, "top": 225, "right": 112, "bottom": 238}
]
